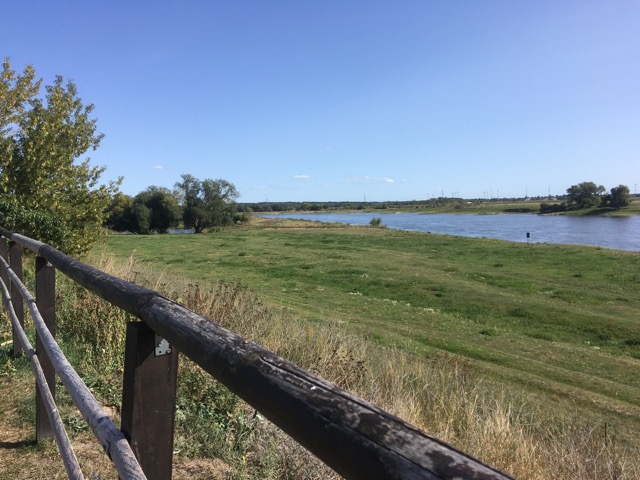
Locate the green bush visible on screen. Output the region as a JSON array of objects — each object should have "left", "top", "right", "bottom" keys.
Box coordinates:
[{"left": 0, "top": 196, "right": 68, "bottom": 248}]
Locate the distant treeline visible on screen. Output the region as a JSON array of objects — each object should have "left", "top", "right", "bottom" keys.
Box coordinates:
[
  {"left": 240, "top": 197, "right": 552, "bottom": 213},
  {"left": 242, "top": 183, "right": 636, "bottom": 214}
]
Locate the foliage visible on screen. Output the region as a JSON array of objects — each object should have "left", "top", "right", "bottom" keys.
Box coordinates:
[
  {"left": 132, "top": 186, "right": 181, "bottom": 233},
  {"left": 0, "top": 195, "right": 67, "bottom": 245},
  {"left": 369, "top": 217, "right": 383, "bottom": 227},
  {"left": 129, "top": 202, "right": 153, "bottom": 233},
  {"left": 566, "top": 181, "right": 606, "bottom": 209},
  {"left": 105, "top": 175, "right": 240, "bottom": 234},
  {"left": 174, "top": 173, "right": 202, "bottom": 231},
  {"left": 0, "top": 58, "right": 120, "bottom": 254},
  {"left": 542, "top": 182, "right": 633, "bottom": 213},
  {"left": 232, "top": 207, "right": 252, "bottom": 224},
  {"left": 55, "top": 274, "right": 131, "bottom": 368},
  {"left": 602, "top": 184, "right": 632, "bottom": 210},
  {"left": 105, "top": 185, "right": 181, "bottom": 234},
  {"left": 104, "top": 192, "right": 134, "bottom": 231},
  {"left": 174, "top": 174, "right": 239, "bottom": 232},
  {"left": 539, "top": 202, "right": 567, "bottom": 214}
]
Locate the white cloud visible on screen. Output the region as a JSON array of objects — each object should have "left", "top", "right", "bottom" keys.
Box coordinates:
[
  {"left": 350, "top": 176, "right": 396, "bottom": 184},
  {"left": 293, "top": 174, "right": 311, "bottom": 180},
  {"left": 152, "top": 165, "right": 165, "bottom": 170}
]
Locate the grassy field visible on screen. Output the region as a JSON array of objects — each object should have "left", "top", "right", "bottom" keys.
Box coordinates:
[
  {"left": 3, "top": 215, "right": 640, "bottom": 478},
  {"left": 101, "top": 218, "right": 640, "bottom": 444}
]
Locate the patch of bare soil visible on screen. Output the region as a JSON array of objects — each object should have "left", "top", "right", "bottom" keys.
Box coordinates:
[
  {"left": 248, "top": 216, "right": 349, "bottom": 230},
  {"left": 0, "top": 373, "right": 66, "bottom": 479},
  {"left": 173, "top": 458, "right": 233, "bottom": 479}
]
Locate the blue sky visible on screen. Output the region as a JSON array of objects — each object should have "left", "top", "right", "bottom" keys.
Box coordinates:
[{"left": 3, "top": 1, "right": 639, "bottom": 202}]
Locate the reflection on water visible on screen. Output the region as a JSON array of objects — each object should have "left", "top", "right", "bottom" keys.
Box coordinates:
[{"left": 259, "top": 213, "right": 640, "bottom": 251}]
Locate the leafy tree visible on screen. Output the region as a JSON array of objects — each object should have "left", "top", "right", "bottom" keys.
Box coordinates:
[
  {"left": 566, "top": 181, "right": 606, "bottom": 209},
  {"left": 202, "top": 178, "right": 239, "bottom": 227},
  {"left": 132, "top": 186, "right": 181, "bottom": 233},
  {"left": 0, "top": 58, "right": 119, "bottom": 254},
  {"left": 174, "top": 174, "right": 206, "bottom": 233},
  {"left": 602, "top": 184, "right": 632, "bottom": 210},
  {"left": 130, "top": 202, "right": 152, "bottom": 234},
  {"left": 174, "top": 175, "right": 239, "bottom": 232},
  {"left": 105, "top": 192, "right": 135, "bottom": 231}
]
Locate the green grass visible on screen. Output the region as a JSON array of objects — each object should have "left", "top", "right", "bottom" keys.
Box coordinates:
[{"left": 100, "top": 219, "right": 640, "bottom": 446}]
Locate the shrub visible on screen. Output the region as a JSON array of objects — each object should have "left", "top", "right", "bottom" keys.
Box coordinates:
[
  {"left": 539, "top": 202, "right": 567, "bottom": 214},
  {"left": 369, "top": 217, "right": 383, "bottom": 227}
]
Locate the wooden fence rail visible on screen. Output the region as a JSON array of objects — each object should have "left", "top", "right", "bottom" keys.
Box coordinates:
[{"left": 0, "top": 226, "right": 513, "bottom": 480}]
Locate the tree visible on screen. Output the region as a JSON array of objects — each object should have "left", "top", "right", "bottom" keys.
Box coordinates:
[
  {"left": 602, "top": 184, "right": 632, "bottom": 210},
  {"left": 566, "top": 181, "right": 606, "bottom": 209},
  {"left": 132, "top": 186, "right": 181, "bottom": 233},
  {"left": 105, "top": 193, "right": 135, "bottom": 231},
  {"left": 130, "top": 202, "right": 152, "bottom": 234},
  {"left": 174, "top": 174, "right": 206, "bottom": 233},
  {"left": 0, "top": 58, "right": 120, "bottom": 254},
  {"left": 201, "top": 178, "right": 239, "bottom": 227},
  {"left": 174, "top": 175, "right": 239, "bottom": 232}
]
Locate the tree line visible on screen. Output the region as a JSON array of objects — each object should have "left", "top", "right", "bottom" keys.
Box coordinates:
[
  {"left": 540, "top": 182, "right": 632, "bottom": 213},
  {"left": 105, "top": 175, "right": 243, "bottom": 234}
]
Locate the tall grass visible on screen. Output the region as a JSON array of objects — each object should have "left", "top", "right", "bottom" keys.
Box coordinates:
[{"left": 54, "top": 250, "right": 640, "bottom": 479}]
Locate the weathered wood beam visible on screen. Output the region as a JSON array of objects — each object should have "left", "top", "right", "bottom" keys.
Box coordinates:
[
  {"left": 121, "top": 322, "right": 179, "bottom": 480},
  {"left": 36, "top": 256, "right": 56, "bottom": 441},
  {"left": 9, "top": 241, "right": 24, "bottom": 356}
]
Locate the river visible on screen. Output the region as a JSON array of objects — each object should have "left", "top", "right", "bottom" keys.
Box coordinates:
[{"left": 259, "top": 212, "right": 640, "bottom": 252}]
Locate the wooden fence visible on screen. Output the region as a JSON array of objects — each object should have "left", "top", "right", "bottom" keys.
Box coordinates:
[{"left": 0, "top": 226, "right": 513, "bottom": 480}]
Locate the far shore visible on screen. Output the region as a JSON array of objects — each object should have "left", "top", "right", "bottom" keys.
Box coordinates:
[{"left": 257, "top": 199, "right": 639, "bottom": 217}]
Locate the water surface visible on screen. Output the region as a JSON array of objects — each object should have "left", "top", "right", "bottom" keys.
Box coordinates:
[{"left": 260, "top": 212, "right": 640, "bottom": 251}]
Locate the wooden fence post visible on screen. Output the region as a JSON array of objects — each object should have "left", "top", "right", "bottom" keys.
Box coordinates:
[
  {"left": 36, "top": 256, "right": 56, "bottom": 441},
  {"left": 121, "top": 322, "right": 178, "bottom": 480},
  {"left": 9, "top": 241, "right": 24, "bottom": 356},
  {"left": 0, "top": 237, "right": 8, "bottom": 313}
]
